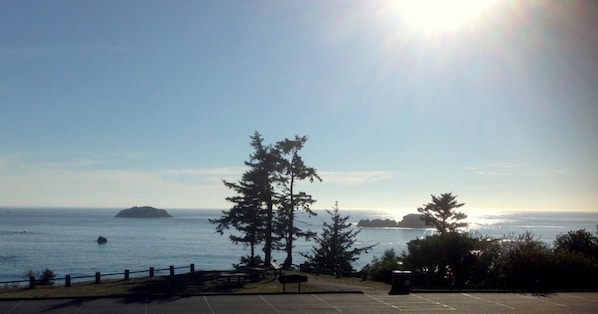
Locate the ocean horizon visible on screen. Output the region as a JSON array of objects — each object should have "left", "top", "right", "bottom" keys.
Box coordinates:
[{"left": 1, "top": 207, "right": 596, "bottom": 284}]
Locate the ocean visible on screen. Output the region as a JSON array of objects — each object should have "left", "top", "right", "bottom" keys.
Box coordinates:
[{"left": 1, "top": 208, "right": 596, "bottom": 284}]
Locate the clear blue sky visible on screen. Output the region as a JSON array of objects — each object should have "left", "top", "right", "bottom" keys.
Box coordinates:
[{"left": 1, "top": 1, "right": 596, "bottom": 212}]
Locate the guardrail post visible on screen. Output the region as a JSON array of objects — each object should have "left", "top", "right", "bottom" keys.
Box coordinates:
[
  {"left": 65, "top": 275, "right": 71, "bottom": 287},
  {"left": 149, "top": 267, "right": 154, "bottom": 277},
  {"left": 95, "top": 272, "right": 101, "bottom": 284},
  {"left": 29, "top": 276, "right": 35, "bottom": 288},
  {"left": 124, "top": 269, "right": 130, "bottom": 281},
  {"left": 190, "top": 263, "right": 195, "bottom": 273},
  {"left": 169, "top": 265, "right": 175, "bottom": 277}
]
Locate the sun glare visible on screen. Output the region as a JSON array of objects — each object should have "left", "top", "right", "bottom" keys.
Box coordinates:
[{"left": 393, "top": 0, "right": 497, "bottom": 34}]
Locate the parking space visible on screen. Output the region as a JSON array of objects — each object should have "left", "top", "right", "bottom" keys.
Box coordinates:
[
  {"left": 1, "top": 292, "right": 597, "bottom": 313},
  {"left": 367, "top": 293, "right": 456, "bottom": 312}
]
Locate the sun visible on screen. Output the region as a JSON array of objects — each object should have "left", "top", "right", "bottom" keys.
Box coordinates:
[{"left": 392, "top": 0, "right": 497, "bottom": 34}]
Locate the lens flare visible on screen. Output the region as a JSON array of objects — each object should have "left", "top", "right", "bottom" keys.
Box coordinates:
[{"left": 392, "top": 0, "right": 497, "bottom": 34}]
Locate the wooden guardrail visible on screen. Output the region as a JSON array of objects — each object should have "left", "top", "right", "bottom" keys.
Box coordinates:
[{"left": 0, "top": 263, "right": 196, "bottom": 289}]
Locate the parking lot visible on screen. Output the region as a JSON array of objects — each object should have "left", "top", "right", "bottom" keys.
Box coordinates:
[{"left": 2, "top": 292, "right": 597, "bottom": 313}]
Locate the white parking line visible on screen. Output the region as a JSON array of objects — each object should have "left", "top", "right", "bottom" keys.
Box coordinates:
[
  {"left": 259, "top": 295, "right": 280, "bottom": 313},
  {"left": 4, "top": 300, "right": 22, "bottom": 313},
  {"left": 365, "top": 294, "right": 401, "bottom": 310},
  {"left": 462, "top": 293, "right": 515, "bottom": 310},
  {"left": 311, "top": 294, "right": 342, "bottom": 312},
  {"left": 411, "top": 294, "right": 457, "bottom": 311},
  {"left": 519, "top": 294, "right": 570, "bottom": 309},
  {"left": 203, "top": 295, "right": 216, "bottom": 314}
]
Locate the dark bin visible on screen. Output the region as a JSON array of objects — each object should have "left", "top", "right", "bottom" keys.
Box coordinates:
[{"left": 389, "top": 270, "right": 412, "bottom": 295}]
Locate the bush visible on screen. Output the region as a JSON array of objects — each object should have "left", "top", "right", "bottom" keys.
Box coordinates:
[
  {"left": 382, "top": 229, "right": 598, "bottom": 291},
  {"left": 401, "top": 232, "right": 498, "bottom": 288},
  {"left": 24, "top": 268, "right": 56, "bottom": 286},
  {"left": 551, "top": 251, "right": 598, "bottom": 290},
  {"left": 234, "top": 255, "right": 263, "bottom": 268},
  {"left": 491, "top": 232, "right": 553, "bottom": 291},
  {"left": 554, "top": 229, "right": 598, "bottom": 259},
  {"left": 368, "top": 249, "right": 401, "bottom": 283}
]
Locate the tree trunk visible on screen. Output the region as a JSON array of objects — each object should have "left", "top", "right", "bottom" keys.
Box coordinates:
[
  {"left": 284, "top": 176, "right": 295, "bottom": 269},
  {"left": 250, "top": 242, "right": 255, "bottom": 265},
  {"left": 264, "top": 195, "right": 273, "bottom": 266}
]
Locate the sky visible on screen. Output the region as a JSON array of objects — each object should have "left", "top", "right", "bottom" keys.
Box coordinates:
[{"left": 1, "top": 0, "right": 597, "bottom": 213}]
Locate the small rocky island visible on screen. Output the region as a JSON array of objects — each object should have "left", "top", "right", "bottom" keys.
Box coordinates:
[
  {"left": 115, "top": 206, "right": 172, "bottom": 218},
  {"left": 357, "top": 213, "right": 433, "bottom": 228}
]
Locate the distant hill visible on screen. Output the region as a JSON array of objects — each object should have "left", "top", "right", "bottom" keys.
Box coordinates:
[
  {"left": 115, "top": 206, "right": 172, "bottom": 218},
  {"left": 357, "top": 214, "right": 432, "bottom": 228}
]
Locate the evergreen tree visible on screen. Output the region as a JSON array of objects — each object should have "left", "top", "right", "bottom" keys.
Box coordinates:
[
  {"left": 273, "top": 135, "right": 321, "bottom": 269},
  {"left": 210, "top": 132, "right": 322, "bottom": 269},
  {"left": 301, "top": 202, "right": 376, "bottom": 273},
  {"left": 417, "top": 193, "right": 467, "bottom": 234},
  {"left": 209, "top": 132, "right": 275, "bottom": 266}
]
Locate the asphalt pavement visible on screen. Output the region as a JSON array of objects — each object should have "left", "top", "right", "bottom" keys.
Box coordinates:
[{"left": 1, "top": 292, "right": 597, "bottom": 313}]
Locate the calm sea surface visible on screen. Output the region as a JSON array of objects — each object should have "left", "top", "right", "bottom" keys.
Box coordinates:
[{"left": 1, "top": 208, "right": 596, "bottom": 283}]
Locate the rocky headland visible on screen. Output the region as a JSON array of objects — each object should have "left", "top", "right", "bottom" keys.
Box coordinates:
[
  {"left": 357, "top": 213, "right": 432, "bottom": 228},
  {"left": 115, "top": 206, "right": 172, "bottom": 218}
]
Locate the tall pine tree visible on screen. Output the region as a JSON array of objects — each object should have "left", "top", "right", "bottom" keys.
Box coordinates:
[
  {"left": 210, "top": 132, "right": 275, "bottom": 266},
  {"left": 273, "top": 135, "right": 321, "bottom": 269}
]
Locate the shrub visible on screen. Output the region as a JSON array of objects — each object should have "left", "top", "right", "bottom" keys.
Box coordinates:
[
  {"left": 554, "top": 229, "right": 598, "bottom": 259},
  {"left": 551, "top": 251, "right": 598, "bottom": 290},
  {"left": 24, "top": 268, "right": 56, "bottom": 286},
  {"left": 401, "top": 232, "right": 488, "bottom": 288},
  {"left": 551, "top": 229, "right": 598, "bottom": 290},
  {"left": 368, "top": 249, "right": 401, "bottom": 283},
  {"left": 491, "top": 232, "right": 553, "bottom": 291},
  {"left": 381, "top": 229, "right": 598, "bottom": 291},
  {"left": 234, "top": 255, "right": 263, "bottom": 268}
]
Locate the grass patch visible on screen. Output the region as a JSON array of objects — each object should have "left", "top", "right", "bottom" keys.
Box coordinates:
[{"left": 0, "top": 271, "right": 390, "bottom": 299}]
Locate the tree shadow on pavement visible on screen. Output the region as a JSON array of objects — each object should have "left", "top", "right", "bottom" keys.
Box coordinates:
[{"left": 121, "top": 271, "right": 244, "bottom": 303}]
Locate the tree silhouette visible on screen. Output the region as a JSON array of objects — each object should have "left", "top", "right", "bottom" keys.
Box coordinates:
[
  {"left": 210, "top": 132, "right": 321, "bottom": 268},
  {"left": 301, "top": 202, "right": 376, "bottom": 273},
  {"left": 210, "top": 132, "right": 275, "bottom": 266},
  {"left": 273, "top": 135, "right": 321, "bottom": 269},
  {"left": 417, "top": 193, "right": 467, "bottom": 234}
]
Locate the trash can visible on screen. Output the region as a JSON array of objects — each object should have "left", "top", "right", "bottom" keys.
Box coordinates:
[{"left": 389, "top": 270, "right": 412, "bottom": 295}]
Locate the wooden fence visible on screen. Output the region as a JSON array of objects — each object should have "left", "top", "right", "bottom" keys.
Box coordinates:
[{"left": 1, "top": 263, "right": 196, "bottom": 289}]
